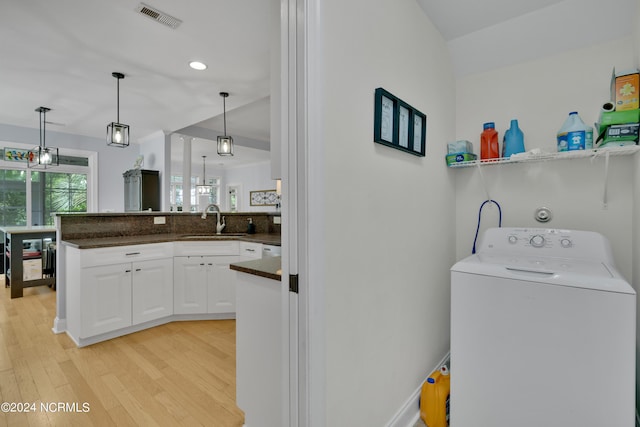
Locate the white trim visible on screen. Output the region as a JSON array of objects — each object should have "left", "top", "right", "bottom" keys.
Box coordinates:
[
  {"left": 65, "top": 312, "right": 235, "bottom": 348},
  {"left": 51, "top": 317, "right": 66, "bottom": 334},
  {"left": 384, "top": 352, "right": 450, "bottom": 427}
]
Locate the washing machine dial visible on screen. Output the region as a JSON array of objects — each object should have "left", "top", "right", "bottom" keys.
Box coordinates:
[
  {"left": 560, "top": 238, "right": 572, "bottom": 248},
  {"left": 530, "top": 234, "right": 545, "bottom": 247}
]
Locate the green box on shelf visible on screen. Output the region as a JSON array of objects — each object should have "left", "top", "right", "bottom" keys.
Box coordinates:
[
  {"left": 598, "top": 109, "right": 640, "bottom": 134},
  {"left": 446, "top": 152, "right": 477, "bottom": 166}
]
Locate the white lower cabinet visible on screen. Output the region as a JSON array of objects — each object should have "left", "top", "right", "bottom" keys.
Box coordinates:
[
  {"left": 80, "top": 263, "right": 133, "bottom": 338},
  {"left": 173, "top": 256, "right": 208, "bottom": 314},
  {"left": 173, "top": 255, "right": 239, "bottom": 314},
  {"left": 80, "top": 258, "right": 173, "bottom": 338},
  {"left": 208, "top": 256, "right": 238, "bottom": 314},
  {"left": 65, "top": 242, "right": 174, "bottom": 344},
  {"left": 131, "top": 258, "right": 174, "bottom": 324},
  {"left": 63, "top": 239, "right": 265, "bottom": 346}
]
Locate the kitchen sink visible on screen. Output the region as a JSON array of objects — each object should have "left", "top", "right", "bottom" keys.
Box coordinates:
[{"left": 179, "top": 233, "right": 247, "bottom": 240}]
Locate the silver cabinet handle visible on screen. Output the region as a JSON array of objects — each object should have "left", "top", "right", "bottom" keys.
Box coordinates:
[{"left": 125, "top": 252, "right": 141, "bottom": 256}]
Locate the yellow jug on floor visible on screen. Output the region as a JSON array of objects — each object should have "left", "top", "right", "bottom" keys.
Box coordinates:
[{"left": 420, "top": 366, "right": 450, "bottom": 427}]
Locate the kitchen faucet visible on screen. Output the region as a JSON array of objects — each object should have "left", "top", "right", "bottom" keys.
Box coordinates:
[{"left": 201, "top": 203, "right": 225, "bottom": 234}]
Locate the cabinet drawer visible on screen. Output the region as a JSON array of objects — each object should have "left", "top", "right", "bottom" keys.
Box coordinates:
[
  {"left": 80, "top": 242, "right": 173, "bottom": 267},
  {"left": 173, "top": 241, "right": 240, "bottom": 256},
  {"left": 239, "top": 242, "right": 262, "bottom": 259}
]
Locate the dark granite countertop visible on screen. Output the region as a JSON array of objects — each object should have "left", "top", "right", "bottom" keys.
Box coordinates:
[
  {"left": 61, "top": 232, "right": 281, "bottom": 249},
  {"left": 230, "top": 256, "right": 282, "bottom": 281}
]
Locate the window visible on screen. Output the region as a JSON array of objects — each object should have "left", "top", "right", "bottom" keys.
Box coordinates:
[
  {"left": 0, "top": 169, "right": 27, "bottom": 226},
  {"left": 170, "top": 175, "right": 221, "bottom": 211},
  {"left": 31, "top": 172, "right": 88, "bottom": 226},
  {"left": 0, "top": 145, "right": 94, "bottom": 226}
]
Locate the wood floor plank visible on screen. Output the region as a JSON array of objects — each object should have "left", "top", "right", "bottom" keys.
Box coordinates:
[
  {"left": 57, "top": 359, "right": 113, "bottom": 425},
  {"left": 0, "top": 281, "right": 244, "bottom": 426}
]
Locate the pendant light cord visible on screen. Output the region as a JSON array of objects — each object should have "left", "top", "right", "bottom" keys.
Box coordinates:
[
  {"left": 40, "top": 109, "right": 45, "bottom": 149},
  {"left": 223, "top": 95, "right": 227, "bottom": 136},
  {"left": 116, "top": 77, "right": 120, "bottom": 123}
]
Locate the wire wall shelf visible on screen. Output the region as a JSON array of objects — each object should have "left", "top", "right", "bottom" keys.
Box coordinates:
[{"left": 447, "top": 145, "right": 640, "bottom": 168}]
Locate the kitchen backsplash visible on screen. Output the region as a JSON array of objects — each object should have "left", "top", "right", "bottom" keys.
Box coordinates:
[{"left": 57, "top": 212, "right": 281, "bottom": 240}]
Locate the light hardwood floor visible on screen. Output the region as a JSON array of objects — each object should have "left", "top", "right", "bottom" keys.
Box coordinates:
[{"left": 0, "top": 281, "right": 244, "bottom": 426}]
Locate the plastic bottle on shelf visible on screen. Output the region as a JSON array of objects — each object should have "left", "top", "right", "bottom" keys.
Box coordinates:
[
  {"left": 557, "top": 112, "right": 587, "bottom": 151},
  {"left": 585, "top": 125, "right": 594, "bottom": 149},
  {"left": 480, "top": 122, "right": 499, "bottom": 161},
  {"left": 502, "top": 119, "right": 525, "bottom": 158}
]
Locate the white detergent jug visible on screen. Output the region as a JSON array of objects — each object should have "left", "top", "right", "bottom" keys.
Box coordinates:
[{"left": 557, "top": 112, "right": 587, "bottom": 151}]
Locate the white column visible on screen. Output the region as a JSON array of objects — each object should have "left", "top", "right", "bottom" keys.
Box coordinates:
[{"left": 182, "top": 137, "right": 192, "bottom": 212}]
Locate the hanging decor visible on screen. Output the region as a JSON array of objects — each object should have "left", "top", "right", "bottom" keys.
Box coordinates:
[
  {"left": 28, "top": 106, "right": 59, "bottom": 168},
  {"left": 107, "top": 72, "right": 130, "bottom": 147},
  {"left": 196, "top": 155, "right": 213, "bottom": 195},
  {"left": 217, "top": 91, "right": 234, "bottom": 156}
]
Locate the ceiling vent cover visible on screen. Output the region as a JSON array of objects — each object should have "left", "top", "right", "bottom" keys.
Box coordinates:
[{"left": 136, "top": 3, "right": 182, "bottom": 29}]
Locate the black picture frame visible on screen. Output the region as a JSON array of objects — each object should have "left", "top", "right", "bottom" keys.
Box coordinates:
[{"left": 373, "top": 87, "right": 426, "bottom": 157}]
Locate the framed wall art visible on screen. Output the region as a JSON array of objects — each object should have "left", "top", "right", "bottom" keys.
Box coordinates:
[
  {"left": 373, "top": 87, "right": 426, "bottom": 157},
  {"left": 250, "top": 189, "right": 279, "bottom": 206}
]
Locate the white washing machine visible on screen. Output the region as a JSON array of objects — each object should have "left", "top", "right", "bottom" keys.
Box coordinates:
[{"left": 450, "top": 227, "right": 636, "bottom": 427}]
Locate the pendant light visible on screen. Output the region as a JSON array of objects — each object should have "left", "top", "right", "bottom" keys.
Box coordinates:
[
  {"left": 217, "top": 91, "right": 233, "bottom": 156},
  {"left": 196, "top": 155, "right": 213, "bottom": 195},
  {"left": 28, "top": 107, "right": 59, "bottom": 168},
  {"left": 107, "top": 72, "right": 130, "bottom": 147}
]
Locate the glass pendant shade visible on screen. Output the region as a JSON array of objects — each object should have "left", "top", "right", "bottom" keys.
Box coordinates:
[
  {"left": 107, "top": 72, "right": 130, "bottom": 147},
  {"left": 28, "top": 106, "right": 59, "bottom": 169},
  {"left": 217, "top": 92, "right": 234, "bottom": 156},
  {"left": 107, "top": 122, "right": 130, "bottom": 147},
  {"left": 217, "top": 135, "right": 233, "bottom": 155},
  {"left": 196, "top": 184, "right": 212, "bottom": 195}
]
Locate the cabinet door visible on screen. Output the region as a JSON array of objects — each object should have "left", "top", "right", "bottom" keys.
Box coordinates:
[
  {"left": 132, "top": 258, "right": 174, "bottom": 324},
  {"left": 81, "top": 263, "right": 132, "bottom": 338},
  {"left": 173, "top": 256, "right": 207, "bottom": 314},
  {"left": 207, "top": 256, "right": 239, "bottom": 314}
]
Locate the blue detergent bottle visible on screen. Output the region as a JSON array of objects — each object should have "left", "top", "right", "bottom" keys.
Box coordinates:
[{"left": 502, "top": 119, "right": 525, "bottom": 158}]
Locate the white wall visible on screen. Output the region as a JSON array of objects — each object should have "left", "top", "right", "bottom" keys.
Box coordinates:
[
  {"left": 314, "top": 0, "right": 456, "bottom": 424},
  {"left": 222, "top": 161, "right": 277, "bottom": 212},
  {"left": 0, "top": 123, "right": 140, "bottom": 212},
  {"left": 455, "top": 38, "right": 636, "bottom": 275},
  {"left": 456, "top": 34, "right": 639, "bottom": 414}
]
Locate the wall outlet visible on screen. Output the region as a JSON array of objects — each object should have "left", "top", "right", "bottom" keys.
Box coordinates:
[
  {"left": 154, "top": 216, "right": 166, "bottom": 225},
  {"left": 273, "top": 216, "right": 281, "bottom": 224}
]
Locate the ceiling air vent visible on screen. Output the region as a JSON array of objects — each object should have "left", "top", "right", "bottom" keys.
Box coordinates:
[{"left": 136, "top": 3, "right": 182, "bottom": 29}]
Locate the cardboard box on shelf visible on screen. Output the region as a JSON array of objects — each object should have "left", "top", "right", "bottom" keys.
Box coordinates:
[{"left": 611, "top": 68, "right": 640, "bottom": 111}]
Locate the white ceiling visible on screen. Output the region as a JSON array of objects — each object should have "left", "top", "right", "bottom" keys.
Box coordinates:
[
  {"left": 0, "top": 0, "right": 272, "bottom": 150},
  {"left": 417, "top": 0, "right": 636, "bottom": 77},
  {"left": 0, "top": 0, "right": 636, "bottom": 167}
]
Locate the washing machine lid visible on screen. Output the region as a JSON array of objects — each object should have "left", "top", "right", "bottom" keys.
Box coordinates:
[{"left": 452, "top": 253, "right": 635, "bottom": 295}]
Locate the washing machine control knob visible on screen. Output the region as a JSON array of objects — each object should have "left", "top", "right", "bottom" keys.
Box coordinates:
[
  {"left": 508, "top": 235, "right": 518, "bottom": 244},
  {"left": 530, "top": 234, "right": 545, "bottom": 247},
  {"left": 560, "top": 238, "right": 572, "bottom": 248}
]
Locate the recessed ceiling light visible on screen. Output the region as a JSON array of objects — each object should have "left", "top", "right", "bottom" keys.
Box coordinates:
[{"left": 189, "top": 61, "right": 207, "bottom": 71}]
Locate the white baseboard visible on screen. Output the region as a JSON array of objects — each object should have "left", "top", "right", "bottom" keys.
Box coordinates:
[
  {"left": 52, "top": 316, "right": 66, "bottom": 334},
  {"left": 385, "top": 352, "right": 450, "bottom": 427}
]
